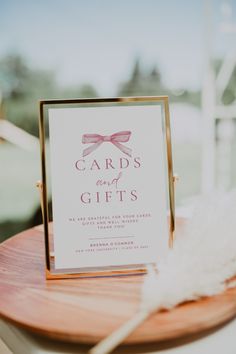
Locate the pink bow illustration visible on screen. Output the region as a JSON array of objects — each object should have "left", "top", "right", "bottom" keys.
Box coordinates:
[{"left": 82, "top": 131, "right": 132, "bottom": 157}]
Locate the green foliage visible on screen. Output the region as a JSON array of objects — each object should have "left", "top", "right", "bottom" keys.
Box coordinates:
[
  {"left": 59, "top": 84, "right": 98, "bottom": 99},
  {"left": 0, "top": 54, "right": 98, "bottom": 136},
  {"left": 118, "top": 58, "right": 201, "bottom": 106},
  {"left": 118, "top": 58, "right": 165, "bottom": 97},
  {"left": 214, "top": 58, "right": 236, "bottom": 105},
  {"left": 0, "top": 54, "right": 29, "bottom": 98}
]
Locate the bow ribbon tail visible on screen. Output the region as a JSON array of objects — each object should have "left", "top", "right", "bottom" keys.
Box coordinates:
[
  {"left": 83, "top": 141, "right": 103, "bottom": 157},
  {"left": 112, "top": 141, "right": 132, "bottom": 157}
]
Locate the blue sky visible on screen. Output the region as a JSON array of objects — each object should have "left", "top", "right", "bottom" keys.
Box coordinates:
[{"left": 0, "top": 0, "right": 235, "bottom": 94}]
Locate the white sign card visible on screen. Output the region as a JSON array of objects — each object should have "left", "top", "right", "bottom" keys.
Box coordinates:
[{"left": 40, "top": 98, "right": 174, "bottom": 277}]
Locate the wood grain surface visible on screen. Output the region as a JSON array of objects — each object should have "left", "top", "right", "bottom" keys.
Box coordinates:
[{"left": 0, "top": 221, "right": 236, "bottom": 345}]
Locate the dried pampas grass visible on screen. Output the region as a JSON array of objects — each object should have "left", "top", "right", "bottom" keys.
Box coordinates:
[
  {"left": 89, "top": 190, "right": 236, "bottom": 354},
  {"left": 142, "top": 190, "right": 236, "bottom": 312}
]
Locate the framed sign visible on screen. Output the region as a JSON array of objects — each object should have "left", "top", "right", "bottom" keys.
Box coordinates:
[{"left": 38, "top": 96, "right": 175, "bottom": 279}]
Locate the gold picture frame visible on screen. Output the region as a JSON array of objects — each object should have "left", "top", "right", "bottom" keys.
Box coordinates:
[{"left": 38, "top": 96, "right": 176, "bottom": 279}]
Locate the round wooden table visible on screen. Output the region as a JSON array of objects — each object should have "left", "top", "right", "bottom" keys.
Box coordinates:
[{"left": 1, "top": 222, "right": 236, "bottom": 347}]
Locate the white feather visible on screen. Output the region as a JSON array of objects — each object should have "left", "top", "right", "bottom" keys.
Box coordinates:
[{"left": 141, "top": 190, "right": 236, "bottom": 313}]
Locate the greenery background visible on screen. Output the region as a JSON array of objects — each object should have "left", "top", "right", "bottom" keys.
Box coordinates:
[{"left": 0, "top": 53, "right": 235, "bottom": 242}]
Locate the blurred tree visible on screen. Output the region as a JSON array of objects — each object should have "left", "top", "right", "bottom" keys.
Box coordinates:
[
  {"left": 214, "top": 58, "right": 236, "bottom": 105},
  {"left": 78, "top": 84, "right": 98, "bottom": 98},
  {"left": 118, "top": 58, "right": 200, "bottom": 106},
  {"left": 61, "top": 83, "right": 98, "bottom": 99},
  {"left": 118, "top": 58, "right": 165, "bottom": 96},
  {"left": 0, "top": 54, "right": 98, "bottom": 137},
  {"left": 0, "top": 54, "right": 58, "bottom": 136},
  {"left": 0, "top": 54, "right": 29, "bottom": 99}
]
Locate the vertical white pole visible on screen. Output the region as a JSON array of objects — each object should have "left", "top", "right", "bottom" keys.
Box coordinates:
[{"left": 201, "top": 0, "right": 216, "bottom": 194}]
